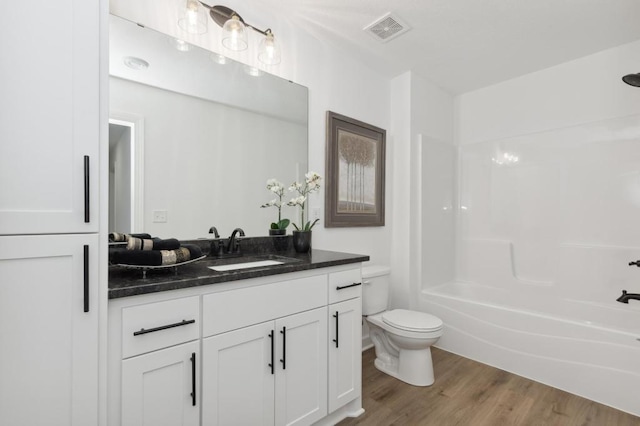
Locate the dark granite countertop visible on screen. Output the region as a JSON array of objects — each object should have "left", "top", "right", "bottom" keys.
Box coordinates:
[{"left": 109, "top": 242, "right": 369, "bottom": 299}]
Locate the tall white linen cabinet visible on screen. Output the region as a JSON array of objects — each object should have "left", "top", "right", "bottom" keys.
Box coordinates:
[{"left": 0, "top": 0, "right": 108, "bottom": 425}]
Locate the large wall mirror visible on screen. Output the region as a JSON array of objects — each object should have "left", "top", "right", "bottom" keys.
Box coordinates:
[{"left": 109, "top": 14, "right": 308, "bottom": 239}]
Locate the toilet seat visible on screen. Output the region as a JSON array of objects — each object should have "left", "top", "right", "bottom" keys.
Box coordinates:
[{"left": 382, "top": 309, "right": 443, "bottom": 332}]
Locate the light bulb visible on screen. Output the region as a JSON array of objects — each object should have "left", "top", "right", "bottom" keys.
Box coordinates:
[
  {"left": 258, "top": 32, "right": 281, "bottom": 65},
  {"left": 178, "top": 0, "right": 207, "bottom": 35},
  {"left": 222, "top": 15, "right": 248, "bottom": 51},
  {"left": 186, "top": 0, "right": 198, "bottom": 26}
]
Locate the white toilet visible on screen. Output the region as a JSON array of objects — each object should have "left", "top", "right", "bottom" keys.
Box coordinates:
[{"left": 362, "top": 265, "right": 443, "bottom": 386}]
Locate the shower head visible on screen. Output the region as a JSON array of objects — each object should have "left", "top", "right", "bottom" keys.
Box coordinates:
[{"left": 622, "top": 73, "right": 640, "bottom": 87}]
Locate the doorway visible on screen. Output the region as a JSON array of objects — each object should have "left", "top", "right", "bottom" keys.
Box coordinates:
[{"left": 108, "top": 115, "right": 144, "bottom": 234}]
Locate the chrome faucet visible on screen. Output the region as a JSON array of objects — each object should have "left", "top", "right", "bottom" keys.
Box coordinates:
[
  {"left": 616, "top": 290, "right": 640, "bottom": 304},
  {"left": 226, "top": 228, "right": 245, "bottom": 254}
]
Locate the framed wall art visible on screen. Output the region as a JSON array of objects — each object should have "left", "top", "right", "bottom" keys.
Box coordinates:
[{"left": 325, "top": 111, "right": 386, "bottom": 227}]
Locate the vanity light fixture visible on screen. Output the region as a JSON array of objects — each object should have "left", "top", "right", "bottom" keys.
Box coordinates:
[{"left": 186, "top": 2, "right": 281, "bottom": 65}]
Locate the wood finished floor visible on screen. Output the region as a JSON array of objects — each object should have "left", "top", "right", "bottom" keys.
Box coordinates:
[{"left": 337, "top": 348, "right": 640, "bottom": 426}]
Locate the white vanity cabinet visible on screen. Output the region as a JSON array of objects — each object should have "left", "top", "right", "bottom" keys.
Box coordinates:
[
  {"left": 121, "top": 341, "right": 200, "bottom": 426},
  {"left": 0, "top": 0, "right": 104, "bottom": 424},
  {"left": 0, "top": 0, "right": 100, "bottom": 235},
  {"left": 201, "top": 274, "right": 328, "bottom": 426},
  {"left": 108, "top": 264, "right": 364, "bottom": 426},
  {"left": 202, "top": 308, "right": 328, "bottom": 426},
  {"left": 117, "top": 296, "right": 200, "bottom": 426},
  {"left": 328, "top": 270, "right": 363, "bottom": 413},
  {"left": 0, "top": 234, "right": 99, "bottom": 426},
  {"left": 202, "top": 321, "right": 276, "bottom": 425}
]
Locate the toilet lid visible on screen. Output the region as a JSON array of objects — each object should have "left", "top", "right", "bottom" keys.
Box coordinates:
[{"left": 382, "top": 309, "right": 443, "bottom": 332}]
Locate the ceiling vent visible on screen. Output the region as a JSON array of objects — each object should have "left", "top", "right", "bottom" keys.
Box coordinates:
[{"left": 363, "top": 12, "right": 411, "bottom": 43}]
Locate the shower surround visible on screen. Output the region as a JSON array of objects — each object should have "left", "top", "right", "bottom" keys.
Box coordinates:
[{"left": 421, "top": 114, "right": 640, "bottom": 416}]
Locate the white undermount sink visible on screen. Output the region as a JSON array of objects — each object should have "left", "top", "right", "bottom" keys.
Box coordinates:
[{"left": 208, "top": 259, "right": 284, "bottom": 272}]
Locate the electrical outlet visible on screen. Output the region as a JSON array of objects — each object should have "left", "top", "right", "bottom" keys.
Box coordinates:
[
  {"left": 152, "top": 210, "right": 168, "bottom": 223},
  {"left": 312, "top": 207, "right": 321, "bottom": 221}
]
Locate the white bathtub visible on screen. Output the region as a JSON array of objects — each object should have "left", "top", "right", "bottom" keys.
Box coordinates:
[{"left": 421, "top": 281, "right": 640, "bottom": 417}]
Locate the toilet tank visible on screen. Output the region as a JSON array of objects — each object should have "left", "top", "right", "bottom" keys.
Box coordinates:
[{"left": 362, "top": 265, "right": 391, "bottom": 315}]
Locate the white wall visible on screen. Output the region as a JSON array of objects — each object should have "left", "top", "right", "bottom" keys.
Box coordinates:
[
  {"left": 457, "top": 40, "right": 640, "bottom": 145},
  {"left": 110, "top": 0, "right": 392, "bottom": 265},
  {"left": 389, "top": 71, "right": 455, "bottom": 309},
  {"left": 455, "top": 39, "right": 640, "bottom": 302}
]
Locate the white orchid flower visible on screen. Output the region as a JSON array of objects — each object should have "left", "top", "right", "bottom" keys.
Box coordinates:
[
  {"left": 305, "top": 171, "right": 321, "bottom": 182},
  {"left": 262, "top": 178, "right": 289, "bottom": 227},
  {"left": 287, "top": 195, "right": 306, "bottom": 206}
]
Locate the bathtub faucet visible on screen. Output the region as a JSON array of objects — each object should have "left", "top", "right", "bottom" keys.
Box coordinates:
[{"left": 616, "top": 290, "right": 640, "bottom": 304}]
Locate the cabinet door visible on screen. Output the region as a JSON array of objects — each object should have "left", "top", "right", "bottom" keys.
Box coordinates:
[
  {"left": 202, "top": 322, "right": 275, "bottom": 426},
  {"left": 275, "top": 308, "right": 328, "bottom": 426},
  {"left": 122, "top": 341, "right": 199, "bottom": 426},
  {"left": 328, "top": 298, "right": 362, "bottom": 412},
  {"left": 0, "top": 234, "right": 99, "bottom": 426},
  {"left": 0, "top": 0, "right": 99, "bottom": 235}
]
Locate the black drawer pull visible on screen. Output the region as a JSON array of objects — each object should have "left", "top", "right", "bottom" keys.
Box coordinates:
[
  {"left": 84, "top": 155, "right": 90, "bottom": 223},
  {"left": 280, "top": 327, "right": 286, "bottom": 370},
  {"left": 190, "top": 352, "right": 196, "bottom": 406},
  {"left": 83, "top": 245, "right": 89, "bottom": 313},
  {"left": 133, "top": 319, "right": 196, "bottom": 336},
  {"left": 333, "top": 311, "right": 339, "bottom": 348},
  {"left": 268, "top": 330, "right": 275, "bottom": 374},
  {"left": 336, "top": 282, "right": 362, "bottom": 291}
]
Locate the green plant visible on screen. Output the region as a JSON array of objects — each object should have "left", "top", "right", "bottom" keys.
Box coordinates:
[
  {"left": 260, "top": 179, "right": 290, "bottom": 230},
  {"left": 287, "top": 172, "right": 322, "bottom": 231},
  {"left": 270, "top": 219, "right": 290, "bottom": 230}
]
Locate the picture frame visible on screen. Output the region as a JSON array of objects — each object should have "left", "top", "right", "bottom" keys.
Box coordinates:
[{"left": 325, "top": 111, "right": 386, "bottom": 227}]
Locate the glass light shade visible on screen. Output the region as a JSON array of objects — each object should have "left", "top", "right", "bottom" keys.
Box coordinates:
[
  {"left": 178, "top": 0, "right": 208, "bottom": 35},
  {"left": 258, "top": 33, "right": 281, "bottom": 65},
  {"left": 221, "top": 16, "right": 248, "bottom": 51}
]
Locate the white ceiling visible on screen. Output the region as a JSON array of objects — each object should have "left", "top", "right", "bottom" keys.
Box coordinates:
[{"left": 253, "top": 0, "right": 640, "bottom": 94}]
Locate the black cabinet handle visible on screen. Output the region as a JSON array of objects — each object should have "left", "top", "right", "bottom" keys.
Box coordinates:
[
  {"left": 280, "top": 327, "right": 286, "bottom": 370},
  {"left": 84, "top": 155, "right": 90, "bottom": 223},
  {"left": 333, "top": 311, "right": 339, "bottom": 348},
  {"left": 190, "top": 352, "right": 196, "bottom": 406},
  {"left": 336, "top": 282, "right": 362, "bottom": 291},
  {"left": 133, "top": 319, "right": 196, "bottom": 336},
  {"left": 268, "top": 330, "right": 275, "bottom": 374},
  {"left": 83, "top": 245, "right": 89, "bottom": 313}
]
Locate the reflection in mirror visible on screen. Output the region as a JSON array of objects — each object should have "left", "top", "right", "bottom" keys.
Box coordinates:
[{"left": 109, "top": 14, "right": 308, "bottom": 239}]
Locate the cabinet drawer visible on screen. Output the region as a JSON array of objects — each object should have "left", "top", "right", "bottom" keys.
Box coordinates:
[
  {"left": 328, "top": 268, "right": 362, "bottom": 304},
  {"left": 122, "top": 296, "right": 199, "bottom": 359},
  {"left": 203, "top": 275, "right": 327, "bottom": 337}
]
